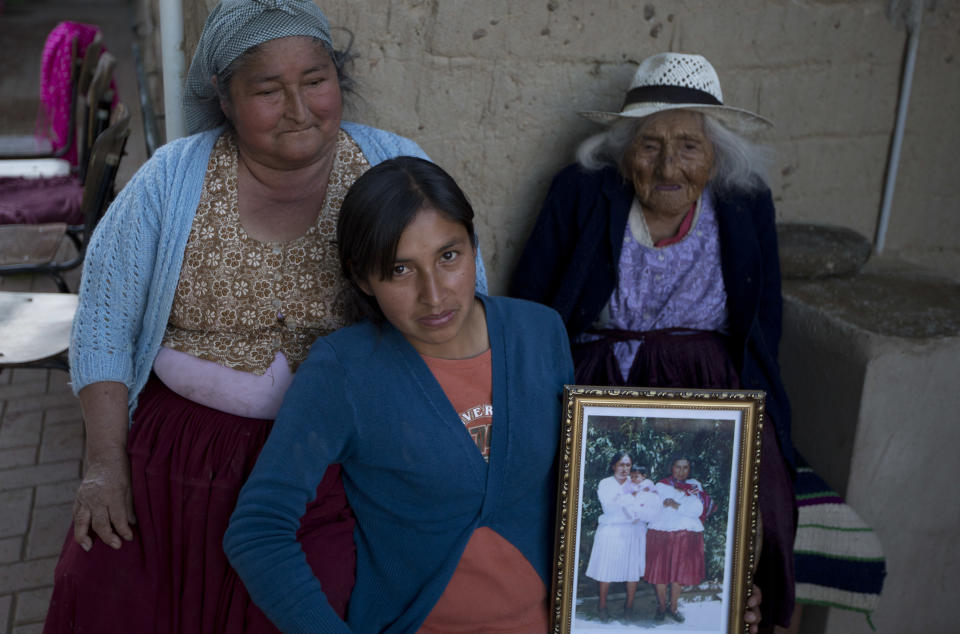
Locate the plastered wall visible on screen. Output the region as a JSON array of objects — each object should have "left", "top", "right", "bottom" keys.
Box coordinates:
[{"left": 166, "top": 0, "right": 960, "bottom": 292}]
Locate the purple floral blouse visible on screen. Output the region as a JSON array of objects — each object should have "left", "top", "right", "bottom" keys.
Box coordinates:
[{"left": 584, "top": 188, "right": 729, "bottom": 379}]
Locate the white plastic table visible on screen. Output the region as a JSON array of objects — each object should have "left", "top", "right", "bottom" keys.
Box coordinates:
[{"left": 0, "top": 291, "right": 77, "bottom": 369}]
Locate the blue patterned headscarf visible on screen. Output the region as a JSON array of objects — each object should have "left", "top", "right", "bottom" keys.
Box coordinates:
[{"left": 183, "top": 0, "right": 333, "bottom": 134}]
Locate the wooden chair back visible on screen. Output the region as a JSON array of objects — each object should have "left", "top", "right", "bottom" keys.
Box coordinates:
[
  {"left": 77, "top": 49, "right": 115, "bottom": 183},
  {"left": 78, "top": 102, "right": 129, "bottom": 240},
  {"left": 75, "top": 32, "right": 103, "bottom": 99}
]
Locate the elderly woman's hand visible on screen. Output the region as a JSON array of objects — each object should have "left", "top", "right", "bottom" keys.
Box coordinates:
[
  {"left": 73, "top": 381, "right": 137, "bottom": 552},
  {"left": 73, "top": 451, "right": 136, "bottom": 551},
  {"left": 744, "top": 584, "right": 762, "bottom": 634}
]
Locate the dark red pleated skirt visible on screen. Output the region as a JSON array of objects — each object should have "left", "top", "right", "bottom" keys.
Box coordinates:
[
  {"left": 44, "top": 376, "right": 356, "bottom": 634},
  {"left": 573, "top": 329, "right": 796, "bottom": 627},
  {"left": 644, "top": 530, "right": 705, "bottom": 586}
]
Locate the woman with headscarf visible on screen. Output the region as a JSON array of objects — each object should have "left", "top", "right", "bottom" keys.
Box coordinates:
[
  {"left": 511, "top": 52, "right": 796, "bottom": 630},
  {"left": 43, "top": 1, "right": 485, "bottom": 631}
]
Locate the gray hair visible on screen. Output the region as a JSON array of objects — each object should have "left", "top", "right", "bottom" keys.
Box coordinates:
[{"left": 575, "top": 111, "right": 771, "bottom": 193}]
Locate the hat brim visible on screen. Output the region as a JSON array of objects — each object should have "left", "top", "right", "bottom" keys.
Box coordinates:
[{"left": 578, "top": 102, "right": 773, "bottom": 132}]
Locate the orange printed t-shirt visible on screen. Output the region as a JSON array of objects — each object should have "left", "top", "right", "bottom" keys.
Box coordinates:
[
  {"left": 419, "top": 350, "right": 549, "bottom": 633},
  {"left": 422, "top": 350, "right": 494, "bottom": 461}
]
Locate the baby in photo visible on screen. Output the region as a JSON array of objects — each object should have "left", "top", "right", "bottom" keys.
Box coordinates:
[{"left": 623, "top": 465, "right": 661, "bottom": 523}]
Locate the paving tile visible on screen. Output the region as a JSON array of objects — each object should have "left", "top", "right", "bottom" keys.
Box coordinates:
[
  {"left": 12, "top": 623, "right": 44, "bottom": 634},
  {"left": 42, "top": 406, "right": 82, "bottom": 427},
  {"left": 0, "top": 557, "right": 57, "bottom": 594},
  {"left": 0, "top": 382, "right": 48, "bottom": 402},
  {"left": 0, "top": 448, "right": 36, "bottom": 470},
  {"left": 4, "top": 393, "right": 80, "bottom": 416},
  {"left": 45, "top": 373, "right": 71, "bottom": 394},
  {"left": 0, "top": 594, "right": 10, "bottom": 633},
  {"left": 8, "top": 370, "right": 47, "bottom": 386},
  {"left": 26, "top": 505, "right": 71, "bottom": 560},
  {"left": 34, "top": 481, "right": 79, "bottom": 509},
  {"left": 14, "top": 587, "right": 51, "bottom": 625},
  {"left": 0, "top": 491, "right": 32, "bottom": 539},
  {"left": 37, "top": 425, "right": 82, "bottom": 465},
  {"left": 0, "top": 411, "right": 42, "bottom": 449},
  {"left": 0, "top": 538, "right": 22, "bottom": 565},
  {"left": 0, "top": 462, "right": 80, "bottom": 492}
]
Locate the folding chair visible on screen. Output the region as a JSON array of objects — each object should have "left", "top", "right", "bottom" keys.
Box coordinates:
[
  {"left": 0, "top": 26, "right": 104, "bottom": 169},
  {"left": 0, "top": 103, "right": 130, "bottom": 292},
  {"left": 0, "top": 51, "right": 117, "bottom": 228}
]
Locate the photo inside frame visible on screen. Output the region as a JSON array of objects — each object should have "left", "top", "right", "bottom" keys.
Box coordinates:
[
  {"left": 575, "top": 408, "right": 740, "bottom": 632},
  {"left": 550, "top": 388, "right": 761, "bottom": 634}
]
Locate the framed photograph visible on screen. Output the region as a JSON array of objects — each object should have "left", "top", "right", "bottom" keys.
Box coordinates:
[{"left": 550, "top": 386, "right": 763, "bottom": 634}]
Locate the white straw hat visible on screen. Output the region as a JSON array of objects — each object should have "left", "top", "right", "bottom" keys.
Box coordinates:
[{"left": 579, "top": 52, "right": 772, "bottom": 131}]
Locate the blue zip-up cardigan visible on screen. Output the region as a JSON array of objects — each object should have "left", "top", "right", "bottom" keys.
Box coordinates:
[
  {"left": 225, "top": 295, "right": 574, "bottom": 633},
  {"left": 68, "top": 122, "right": 487, "bottom": 418},
  {"left": 510, "top": 164, "right": 794, "bottom": 469}
]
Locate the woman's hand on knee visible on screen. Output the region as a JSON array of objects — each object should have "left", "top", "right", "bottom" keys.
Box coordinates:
[{"left": 73, "top": 451, "right": 136, "bottom": 551}]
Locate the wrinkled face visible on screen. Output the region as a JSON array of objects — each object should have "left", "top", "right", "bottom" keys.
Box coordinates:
[
  {"left": 623, "top": 110, "right": 715, "bottom": 218},
  {"left": 672, "top": 459, "right": 691, "bottom": 481},
  {"left": 357, "top": 207, "right": 479, "bottom": 359},
  {"left": 612, "top": 455, "right": 632, "bottom": 483},
  {"left": 219, "top": 36, "right": 342, "bottom": 170}
]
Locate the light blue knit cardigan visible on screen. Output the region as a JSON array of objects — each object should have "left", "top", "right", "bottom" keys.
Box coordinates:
[{"left": 69, "top": 122, "right": 488, "bottom": 419}]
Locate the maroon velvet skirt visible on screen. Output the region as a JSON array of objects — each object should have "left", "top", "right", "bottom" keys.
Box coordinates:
[
  {"left": 644, "top": 530, "right": 706, "bottom": 586},
  {"left": 573, "top": 329, "right": 797, "bottom": 628},
  {"left": 43, "top": 376, "right": 356, "bottom": 633}
]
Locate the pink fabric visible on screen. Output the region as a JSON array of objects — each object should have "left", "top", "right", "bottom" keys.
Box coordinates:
[
  {"left": 37, "top": 21, "right": 105, "bottom": 166},
  {"left": 0, "top": 175, "right": 82, "bottom": 224},
  {"left": 153, "top": 347, "right": 295, "bottom": 420}
]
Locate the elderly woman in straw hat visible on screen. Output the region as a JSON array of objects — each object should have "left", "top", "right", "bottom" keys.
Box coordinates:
[
  {"left": 44, "top": 1, "right": 484, "bottom": 631},
  {"left": 512, "top": 52, "right": 795, "bottom": 630}
]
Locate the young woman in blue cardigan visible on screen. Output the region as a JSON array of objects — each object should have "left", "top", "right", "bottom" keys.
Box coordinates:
[{"left": 224, "top": 157, "right": 575, "bottom": 633}]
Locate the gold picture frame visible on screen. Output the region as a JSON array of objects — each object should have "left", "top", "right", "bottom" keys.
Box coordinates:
[{"left": 551, "top": 386, "right": 763, "bottom": 633}]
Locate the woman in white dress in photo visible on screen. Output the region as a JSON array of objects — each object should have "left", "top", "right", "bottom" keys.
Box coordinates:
[{"left": 584, "top": 452, "right": 645, "bottom": 623}]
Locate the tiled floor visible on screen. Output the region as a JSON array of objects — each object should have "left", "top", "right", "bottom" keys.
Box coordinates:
[{"left": 0, "top": 267, "right": 83, "bottom": 634}]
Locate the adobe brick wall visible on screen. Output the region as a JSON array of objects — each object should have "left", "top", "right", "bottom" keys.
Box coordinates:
[{"left": 169, "top": 0, "right": 959, "bottom": 291}]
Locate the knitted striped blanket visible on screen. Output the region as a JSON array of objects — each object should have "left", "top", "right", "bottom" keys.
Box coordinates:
[{"left": 794, "top": 458, "right": 886, "bottom": 628}]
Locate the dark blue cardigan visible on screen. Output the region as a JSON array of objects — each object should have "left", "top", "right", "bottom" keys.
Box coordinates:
[
  {"left": 224, "top": 295, "right": 574, "bottom": 633},
  {"left": 510, "top": 164, "right": 794, "bottom": 469}
]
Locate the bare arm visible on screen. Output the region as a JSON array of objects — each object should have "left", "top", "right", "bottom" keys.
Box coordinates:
[{"left": 73, "top": 381, "right": 136, "bottom": 551}]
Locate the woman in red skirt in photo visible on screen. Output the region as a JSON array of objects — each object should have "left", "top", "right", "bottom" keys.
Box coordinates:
[{"left": 644, "top": 456, "right": 716, "bottom": 622}]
